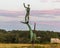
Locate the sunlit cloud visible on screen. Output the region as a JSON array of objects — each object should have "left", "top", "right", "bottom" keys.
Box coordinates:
[{"left": 0, "top": 0, "right": 60, "bottom": 11}]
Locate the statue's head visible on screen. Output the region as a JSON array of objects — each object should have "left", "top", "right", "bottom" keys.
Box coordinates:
[{"left": 28, "top": 4, "right": 30, "bottom": 7}]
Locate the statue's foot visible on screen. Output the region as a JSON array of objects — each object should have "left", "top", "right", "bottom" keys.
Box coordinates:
[
  {"left": 20, "top": 21, "right": 28, "bottom": 24},
  {"left": 26, "top": 21, "right": 29, "bottom": 24}
]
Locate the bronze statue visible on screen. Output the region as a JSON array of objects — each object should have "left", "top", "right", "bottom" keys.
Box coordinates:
[
  {"left": 21, "top": 3, "right": 38, "bottom": 44},
  {"left": 23, "top": 3, "right": 30, "bottom": 23}
]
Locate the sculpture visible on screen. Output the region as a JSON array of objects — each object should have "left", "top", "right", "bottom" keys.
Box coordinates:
[
  {"left": 21, "top": 3, "right": 37, "bottom": 43},
  {"left": 23, "top": 3, "right": 30, "bottom": 24}
]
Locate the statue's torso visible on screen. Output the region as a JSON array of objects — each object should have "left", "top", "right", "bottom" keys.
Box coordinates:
[{"left": 26, "top": 7, "right": 30, "bottom": 13}]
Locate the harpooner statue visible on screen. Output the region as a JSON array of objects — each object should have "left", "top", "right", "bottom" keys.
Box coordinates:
[
  {"left": 23, "top": 3, "right": 30, "bottom": 24},
  {"left": 21, "top": 3, "right": 37, "bottom": 43}
]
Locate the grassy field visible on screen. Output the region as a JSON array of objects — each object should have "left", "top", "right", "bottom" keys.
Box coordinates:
[{"left": 0, "top": 44, "right": 60, "bottom": 48}]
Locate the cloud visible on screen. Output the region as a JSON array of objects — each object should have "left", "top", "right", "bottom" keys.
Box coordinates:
[
  {"left": 0, "top": 16, "right": 18, "bottom": 22},
  {"left": 0, "top": 9, "right": 60, "bottom": 17},
  {"left": 0, "top": 0, "right": 19, "bottom": 11},
  {"left": 0, "top": 9, "right": 60, "bottom": 31},
  {"left": 0, "top": 0, "right": 60, "bottom": 11},
  {"left": 0, "top": 15, "right": 25, "bottom": 22},
  {"left": 30, "top": 15, "right": 60, "bottom": 22},
  {"left": 37, "top": 21, "right": 60, "bottom": 26},
  {"left": 0, "top": 9, "right": 60, "bottom": 22},
  {"left": 0, "top": 10, "right": 24, "bottom": 17}
]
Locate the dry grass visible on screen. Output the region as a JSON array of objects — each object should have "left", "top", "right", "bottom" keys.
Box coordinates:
[{"left": 0, "top": 44, "right": 60, "bottom": 48}]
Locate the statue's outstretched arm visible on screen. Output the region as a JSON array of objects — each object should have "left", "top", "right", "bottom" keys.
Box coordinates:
[{"left": 23, "top": 3, "right": 27, "bottom": 8}]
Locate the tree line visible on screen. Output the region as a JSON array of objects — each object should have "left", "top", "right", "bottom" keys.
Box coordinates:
[{"left": 0, "top": 29, "right": 60, "bottom": 44}]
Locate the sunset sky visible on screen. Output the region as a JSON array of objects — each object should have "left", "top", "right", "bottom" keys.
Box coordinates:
[{"left": 0, "top": 0, "right": 60, "bottom": 32}]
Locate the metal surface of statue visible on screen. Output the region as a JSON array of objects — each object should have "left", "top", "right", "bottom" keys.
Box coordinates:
[
  {"left": 21, "top": 3, "right": 37, "bottom": 44},
  {"left": 23, "top": 3, "right": 30, "bottom": 23},
  {"left": 26, "top": 23, "right": 37, "bottom": 42}
]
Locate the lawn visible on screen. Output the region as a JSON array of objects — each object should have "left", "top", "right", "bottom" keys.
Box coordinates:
[{"left": 0, "top": 44, "right": 60, "bottom": 48}]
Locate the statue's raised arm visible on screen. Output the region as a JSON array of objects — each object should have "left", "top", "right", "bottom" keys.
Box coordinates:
[
  {"left": 23, "top": 3, "right": 30, "bottom": 23},
  {"left": 23, "top": 3, "right": 27, "bottom": 8}
]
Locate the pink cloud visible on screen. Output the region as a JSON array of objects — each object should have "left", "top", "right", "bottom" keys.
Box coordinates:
[
  {"left": 1, "top": 9, "right": 60, "bottom": 14},
  {"left": 31, "top": 9, "right": 60, "bottom": 14},
  {"left": 0, "top": 9, "right": 60, "bottom": 17}
]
